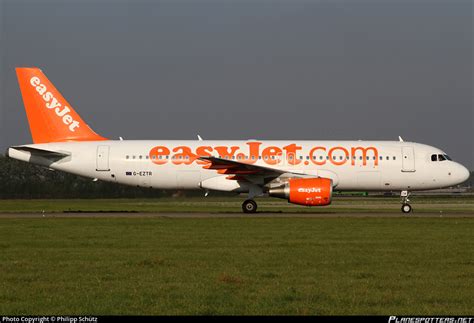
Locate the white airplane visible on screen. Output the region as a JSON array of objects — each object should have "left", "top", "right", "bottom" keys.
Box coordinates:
[{"left": 7, "top": 68, "right": 470, "bottom": 213}]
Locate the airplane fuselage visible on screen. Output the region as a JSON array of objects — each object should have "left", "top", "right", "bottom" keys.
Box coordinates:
[{"left": 8, "top": 140, "right": 469, "bottom": 192}]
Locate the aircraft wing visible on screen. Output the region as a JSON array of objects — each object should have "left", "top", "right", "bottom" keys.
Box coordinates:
[{"left": 198, "top": 156, "right": 309, "bottom": 183}]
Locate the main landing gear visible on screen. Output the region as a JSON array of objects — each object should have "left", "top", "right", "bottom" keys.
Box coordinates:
[
  {"left": 242, "top": 199, "right": 257, "bottom": 213},
  {"left": 401, "top": 190, "right": 412, "bottom": 213}
]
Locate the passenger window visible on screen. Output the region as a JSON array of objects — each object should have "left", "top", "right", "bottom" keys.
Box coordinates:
[
  {"left": 431, "top": 154, "right": 437, "bottom": 161},
  {"left": 126, "top": 155, "right": 129, "bottom": 159},
  {"left": 386, "top": 156, "right": 389, "bottom": 160},
  {"left": 393, "top": 156, "right": 396, "bottom": 160}
]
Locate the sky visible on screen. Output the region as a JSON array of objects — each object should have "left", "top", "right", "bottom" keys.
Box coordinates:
[{"left": 0, "top": 0, "right": 472, "bottom": 169}]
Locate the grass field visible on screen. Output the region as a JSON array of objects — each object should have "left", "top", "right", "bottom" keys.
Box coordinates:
[
  {"left": 0, "top": 195, "right": 473, "bottom": 213},
  {"left": 0, "top": 197, "right": 473, "bottom": 315}
]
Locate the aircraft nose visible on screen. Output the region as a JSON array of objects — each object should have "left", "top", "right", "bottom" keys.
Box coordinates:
[{"left": 458, "top": 164, "right": 470, "bottom": 183}]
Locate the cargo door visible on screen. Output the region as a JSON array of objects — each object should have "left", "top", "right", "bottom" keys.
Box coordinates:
[
  {"left": 176, "top": 170, "right": 201, "bottom": 189},
  {"left": 356, "top": 171, "right": 381, "bottom": 190}
]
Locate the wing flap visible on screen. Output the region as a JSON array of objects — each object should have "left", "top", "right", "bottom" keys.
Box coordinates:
[
  {"left": 198, "top": 155, "right": 330, "bottom": 189},
  {"left": 199, "top": 156, "right": 286, "bottom": 177}
]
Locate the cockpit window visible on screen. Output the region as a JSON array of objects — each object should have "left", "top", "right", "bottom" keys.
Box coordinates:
[{"left": 431, "top": 154, "right": 452, "bottom": 162}]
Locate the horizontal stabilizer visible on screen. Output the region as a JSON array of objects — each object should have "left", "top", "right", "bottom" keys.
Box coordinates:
[{"left": 10, "top": 146, "right": 70, "bottom": 159}]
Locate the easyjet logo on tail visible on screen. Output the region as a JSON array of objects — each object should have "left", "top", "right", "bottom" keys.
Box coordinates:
[{"left": 30, "top": 77, "right": 80, "bottom": 132}]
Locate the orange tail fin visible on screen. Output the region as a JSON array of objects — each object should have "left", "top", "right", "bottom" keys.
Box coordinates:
[{"left": 16, "top": 67, "right": 107, "bottom": 143}]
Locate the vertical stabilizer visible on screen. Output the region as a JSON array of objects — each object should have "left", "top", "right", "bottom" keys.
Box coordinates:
[{"left": 16, "top": 67, "right": 107, "bottom": 143}]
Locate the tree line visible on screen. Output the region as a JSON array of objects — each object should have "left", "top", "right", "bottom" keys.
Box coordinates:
[{"left": 0, "top": 155, "right": 166, "bottom": 199}]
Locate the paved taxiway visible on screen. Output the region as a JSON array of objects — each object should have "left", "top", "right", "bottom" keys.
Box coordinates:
[{"left": 0, "top": 212, "right": 472, "bottom": 218}]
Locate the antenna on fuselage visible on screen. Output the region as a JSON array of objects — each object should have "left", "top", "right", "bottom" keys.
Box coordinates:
[
  {"left": 197, "top": 135, "right": 203, "bottom": 141},
  {"left": 398, "top": 136, "right": 404, "bottom": 142}
]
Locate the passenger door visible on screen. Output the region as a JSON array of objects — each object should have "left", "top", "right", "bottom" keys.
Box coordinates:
[
  {"left": 401, "top": 146, "right": 415, "bottom": 172},
  {"left": 96, "top": 145, "right": 110, "bottom": 171}
]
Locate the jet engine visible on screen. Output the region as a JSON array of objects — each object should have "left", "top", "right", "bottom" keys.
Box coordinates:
[{"left": 268, "top": 178, "right": 333, "bottom": 206}]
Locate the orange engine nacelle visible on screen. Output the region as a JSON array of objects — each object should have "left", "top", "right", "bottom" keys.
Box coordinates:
[{"left": 268, "top": 178, "right": 333, "bottom": 206}]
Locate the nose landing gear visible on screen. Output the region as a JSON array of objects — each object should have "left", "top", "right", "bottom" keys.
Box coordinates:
[
  {"left": 401, "top": 203, "right": 412, "bottom": 213},
  {"left": 401, "top": 190, "right": 412, "bottom": 213}
]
